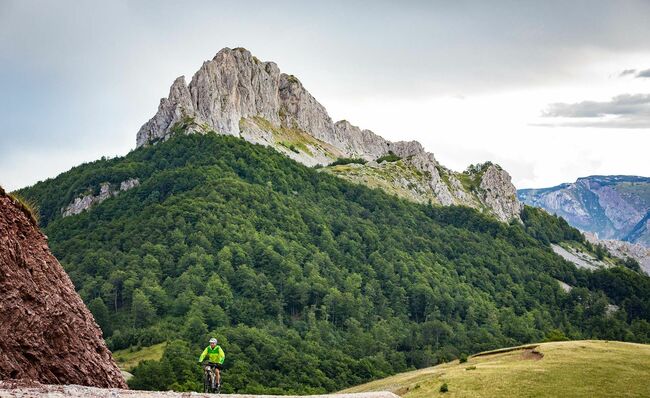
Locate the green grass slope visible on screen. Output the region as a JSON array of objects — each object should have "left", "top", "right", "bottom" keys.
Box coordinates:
[
  {"left": 343, "top": 340, "right": 650, "bottom": 397},
  {"left": 113, "top": 342, "right": 167, "bottom": 372}
]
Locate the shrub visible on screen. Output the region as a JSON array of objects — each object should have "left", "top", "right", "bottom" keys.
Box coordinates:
[
  {"left": 542, "top": 329, "right": 569, "bottom": 342},
  {"left": 459, "top": 353, "right": 468, "bottom": 363},
  {"left": 279, "top": 141, "right": 300, "bottom": 153},
  {"left": 329, "top": 157, "right": 367, "bottom": 167},
  {"left": 619, "top": 256, "right": 642, "bottom": 273},
  {"left": 376, "top": 151, "right": 401, "bottom": 163},
  {"left": 7, "top": 192, "right": 40, "bottom": 225},
  {"left": 466, "top": 365, "right": 476, "bottom": 370},
  {"left": 440, "top": 382, "right": 449, "bottom": 393}
]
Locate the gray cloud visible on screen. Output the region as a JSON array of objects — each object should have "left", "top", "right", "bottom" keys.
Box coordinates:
[
  {"left": 540, "top": 94, "right": 650, "bottom": 128},
  {"left": 636, "top": 69, "right": 650, "bottom": 78},
  {"left": 620, "top": 69, "right": 637, "bottom": 77},
  {"left": 4, "top": 0, "right": 650, "bottom": 189},
  {"left": 543, "top": 94, "right": 650, "bottom": 117}
]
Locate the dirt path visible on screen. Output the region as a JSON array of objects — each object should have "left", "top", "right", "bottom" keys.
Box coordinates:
[{"left": 0, "top": 381, "right": 399, "bottom": 398}]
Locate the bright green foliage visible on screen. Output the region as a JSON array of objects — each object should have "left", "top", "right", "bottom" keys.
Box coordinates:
[
  {"left": 521, "top": 206, "right": 585, "bottom": 244},
  {"left": 17, "top": 133, "right": 650, "bottom": 394},
  {"left": 376, "top": 151, "right": 401, "bottom": 163},
  {"left": 543, "top": 329, "right": 569, "bottom": 342},
  {"left": 113, "top": 342, "right": 166, "bottom": 371},
  {"left": 329, "top": 158, "right": 367, "bottom": 166},
  {"left": 132, "top": 289, "right": 156, "bottom": 328},
  {"left": 88, "top": 297, "right": 111, "bottom": 336},
  {"left": 128, "top": 359, "right": 174, "bottom": 391}
]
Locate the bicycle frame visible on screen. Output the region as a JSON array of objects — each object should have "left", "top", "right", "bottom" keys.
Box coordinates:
[{"left": 203, "top": 364, "right": 221, "bottom": 393}]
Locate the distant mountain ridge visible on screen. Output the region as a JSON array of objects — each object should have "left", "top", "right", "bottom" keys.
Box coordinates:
[
  {"left": 518, "top": 175, "right": 650, "bottom": 247},
  {"left": 136, "top": 47, "right": 521, "bottom": 221}
]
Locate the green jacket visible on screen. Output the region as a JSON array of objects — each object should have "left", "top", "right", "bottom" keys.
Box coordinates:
[{"left": 199, "top": 345, "right": 225, "bottom": 364}]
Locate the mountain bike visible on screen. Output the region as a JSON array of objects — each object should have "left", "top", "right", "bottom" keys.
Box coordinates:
[{"left": 203, "top": 363, "right": 222, "bottom": 393}]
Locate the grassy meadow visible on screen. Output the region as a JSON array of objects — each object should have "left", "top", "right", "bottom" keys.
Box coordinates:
[{"left": 343, "top": 340, "right": 650, "bottom": 398}]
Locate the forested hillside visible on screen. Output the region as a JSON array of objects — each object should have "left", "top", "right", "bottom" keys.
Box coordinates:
[{"left": 17, "top": 133, "right": 650, "bottom": 393}]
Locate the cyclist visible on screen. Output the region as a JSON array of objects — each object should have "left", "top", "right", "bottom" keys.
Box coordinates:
[{"left": 199, "top": 337, "right": 225, "bottom": 388}]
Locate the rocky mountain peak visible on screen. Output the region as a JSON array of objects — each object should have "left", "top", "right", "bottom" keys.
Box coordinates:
[{"left": 136, "top": 47, "right": 523, "bottom": 221}]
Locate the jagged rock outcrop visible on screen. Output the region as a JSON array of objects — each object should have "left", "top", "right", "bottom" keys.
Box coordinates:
[
  {"left": 62, "top": 178, "right": 139, "bottom": 217},
  {"left": 333, "top": 120, "right": 389, "bottom": 159},
  {"left": 0, "top": 187, "right": 127, "bottom": 388},
  {"left": 136, "top": 47, "right": 522, "bottom": 221},
  {"left": 478, "top": 164, "right": 523, "bottom": 222},
  {"left": 518, "top": 176, "right": 650, "bottom": 245}
]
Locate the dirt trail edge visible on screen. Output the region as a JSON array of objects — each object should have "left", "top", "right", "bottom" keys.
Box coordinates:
[{"left": 0, "top": 381, "right": 399, "bottom": 398}]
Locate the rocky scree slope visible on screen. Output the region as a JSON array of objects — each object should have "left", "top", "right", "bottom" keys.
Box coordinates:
[
  {"left": 0, "top": 186, "right": 127, "bottom": 388},
  {"left": 518, "top": 175, "right": 650, "bottom": 246},
  {"left": 137, "top": 47, "right": 521, "bottom": 221},
  {"left": 584, "top": 232, "right": 650, "bottom": 275}
]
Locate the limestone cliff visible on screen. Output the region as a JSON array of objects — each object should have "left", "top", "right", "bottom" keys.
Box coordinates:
[
  {"left": 62, "top": 178, "right": 139, "bottom": 217},
  {"left": 137, "top": 47, "right": 522, "bottom": 221}
]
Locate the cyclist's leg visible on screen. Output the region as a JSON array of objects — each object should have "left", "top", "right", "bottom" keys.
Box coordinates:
[
  {"left": 211, "top": 363, "right": 219, "bottom": 389},
  {"left": 215, "top": 363, "right": 223, "bottom": 387}
]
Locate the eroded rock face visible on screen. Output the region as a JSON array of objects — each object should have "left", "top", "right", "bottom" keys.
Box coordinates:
[
  {"left": 0, "top": 187, "right": 127, "bottom": 388},
  {"left": 136, "top": 47, "right": 523, "bottom": 221},
  {"left": 332, "top": 121, "right": 388, "bottom": 159},
  {"left": 478, "top": 164, "right": 523, "bottom": 222},
  {"left": 62, "top": 178, "right": 139, "bottom": 217}
]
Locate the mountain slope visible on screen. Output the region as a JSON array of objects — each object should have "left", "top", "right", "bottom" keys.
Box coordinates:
[
  {"left": 625, "top": 211, "right": 650, "bottom": 246},
  {"left": 342, "top": 340, "right": 650, "bottom": 397},
  {"left": 518, "top": 175, "right": 650, "bottom": 246},
  {"left": 135, "top": 47, "right": 521, "bottom": 221},
  {"left": 16, "top": 133, "right": 650, "bottom": 393},
  {"left": 0, "top": 187, "right": 126, "bottom": 388}
]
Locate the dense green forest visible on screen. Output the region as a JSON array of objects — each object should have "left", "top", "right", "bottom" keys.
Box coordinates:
[{"left": 18, "top": 132, "right": 650, "bottom": 393}]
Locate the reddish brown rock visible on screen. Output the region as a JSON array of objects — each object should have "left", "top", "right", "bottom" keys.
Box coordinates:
[{"left": 0, "top": 187, "right": 127, "bottom": 388}]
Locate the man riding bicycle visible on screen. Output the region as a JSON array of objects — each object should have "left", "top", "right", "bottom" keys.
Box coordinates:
[{"left": 199, "top": 337, "right": 225, "bottom": 390}]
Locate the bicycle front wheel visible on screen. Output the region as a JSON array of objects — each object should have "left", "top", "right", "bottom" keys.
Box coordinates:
[{"left": 204, "top": 371, "right": 211, "bottom": 393}]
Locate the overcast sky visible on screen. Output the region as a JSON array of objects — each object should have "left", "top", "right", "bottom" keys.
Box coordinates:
[{"left": 2, "top": 0, "right": 649, "bottom": 191}]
